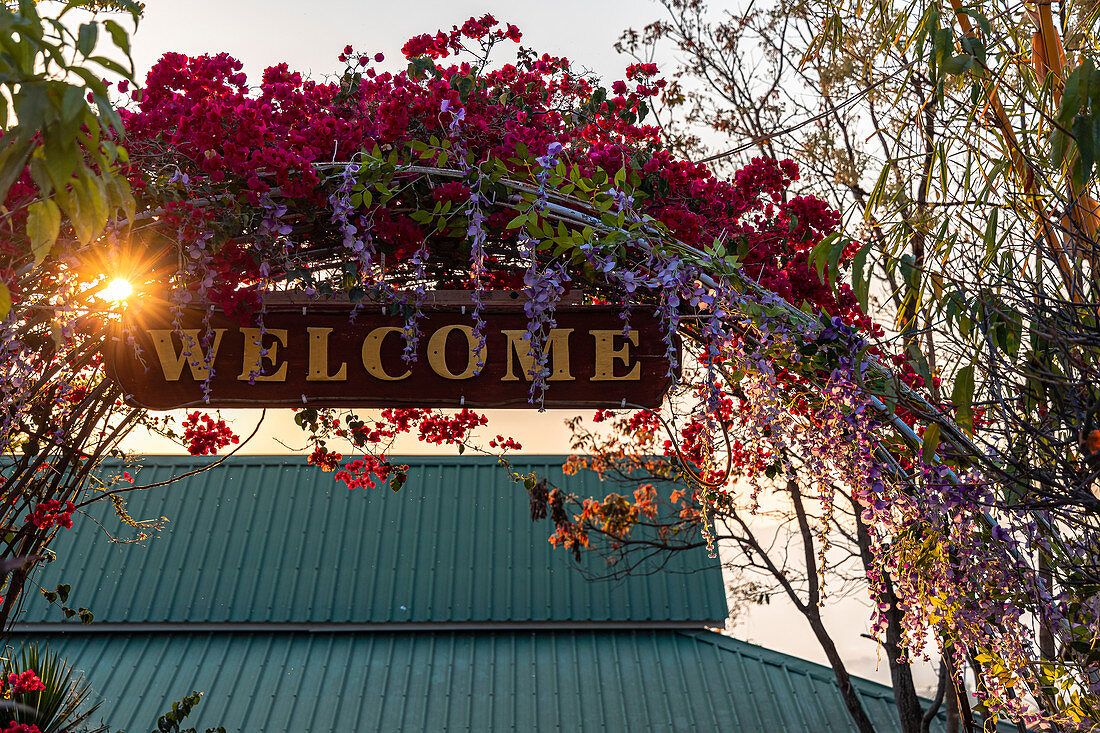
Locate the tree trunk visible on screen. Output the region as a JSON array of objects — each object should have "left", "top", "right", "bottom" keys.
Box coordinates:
[
  {"left": 945, "top": 647, "right": 977, "bottom": 733},
  {"left": 852, "top": 504, "right": 923, "bottom": 732},
  {"left": 804, "top": 609, "right": 879, "bottom": 733},
  {"left": 1039, "top": 555, "right": 1056, "bottom": 659},
  {"left": 921, "top": 662, "right": 948, "bottom": 733},
  {"left": 784, "top": 483, "right": 877, "bottom": 732},
  {"left": 883, "top": 597, "right": 925, "bottom": 733}
]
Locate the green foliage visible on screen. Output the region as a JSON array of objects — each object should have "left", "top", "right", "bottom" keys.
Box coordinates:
[
  {"left": 951, "top": 364, "right": 975, "bottom": 435},
  {"left": 3, "top": 643, "right": 102, "bottom": 733},
  {"left": 150, "top": 691, "right": 225, "bottom": 733},
  {"left": 41, "top": 582, "right": 94, "bottom": 623},
  {"left": 809, "top": 232, "right": 847, "bottom": 284},
  {"left": 0, "top": 0, "right": 139, "bottom": 315},
  {"left": 921, "top": 422, "right": 941, "bottom": 464},
  {"left": 1051, "top": 59, "right": 1100, "bottom": 187}
]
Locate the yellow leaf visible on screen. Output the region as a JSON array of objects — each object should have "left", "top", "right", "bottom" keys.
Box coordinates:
[{"left": 26, "top": 198, "right": 60, "bottom": 264}]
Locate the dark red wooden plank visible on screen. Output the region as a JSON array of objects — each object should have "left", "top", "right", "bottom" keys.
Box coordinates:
[{"left": 108, "top": 299, "right": 677, "bottom": 410}]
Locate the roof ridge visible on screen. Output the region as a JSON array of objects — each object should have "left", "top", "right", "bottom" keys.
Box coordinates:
[
  {"left": 676, "top": 630, "right": 901, "bottom": 701},
  {"left": 95, "top": 454, "right": 580, "bottom": 463},
  {"left": 13, "top": 620, "right": 725, "bottom": 633}
]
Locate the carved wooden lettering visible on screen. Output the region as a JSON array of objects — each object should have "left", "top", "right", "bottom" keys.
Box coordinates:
[
  {"left": 149, "top": 328, "right": 227, "bottom": 382},
  {"left": 307, "top": 327, "right": 348, "bottom": 382},
  {"left": 590, "top": 329, "right": 641, "bottom": 381},
  {"left": 108, "top": 296, "right": 678, "bottom": 410},
  {"left": 238, "top": 328, "right": 288, "bottom": 382},
  {"left": 361, "top": 327, "right": 411, "bottom": 381},
  {"left": 501, "top": 329, "right": 575, "bottom": 382}
]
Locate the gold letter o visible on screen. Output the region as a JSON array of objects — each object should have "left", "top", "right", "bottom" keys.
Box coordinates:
[{"left": 427, "top": 325, "right": 486, "bottom": 380}]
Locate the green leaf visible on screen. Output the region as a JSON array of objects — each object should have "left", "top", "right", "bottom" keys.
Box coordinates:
[
  {"left": 102, "top": 19, "right": 131, "bottom": 58},
  {"left": 921, "top": 423, "right": 941, "bottom": 464},
  {"left": 76, "top": 21, "right": 97, "bottom": 56},
  {"left": 1057, "top": 61, "right": 1091, "bottom": 127},
  {"left": 0, "top": 139, "right": 33, "bottom": 205},
  {"left": 1073, "top": 113, "right": 1095, "bottom": 187},
  {"left": 960, "top": 36, "right": 986, "bottom": 68},
  {"left": 931, "top": 27, "right": 953, "bottom": 69},
  {"left": 941, "top": 54, "right": 973, "bottom": 75},
  {"left": 1051, "top": 127, "right": 1071, "bottom": 171},
  {"left": 954, "top": 7, "right": 991, "bottom": 36},
  {"left": 41, "top": 137, "right": 81, "bottom": 194},
  {"left": 810, "top": 233, "right": 839, "bottom": 281},
  {"left": 865, "top": 162, "right": 891, "bottom": 213},
  {"left": 60, "top": 83, "right": 86, "bottom": 124},
  {"left": 952, "top": 365, "right": 975, "bottom": 434},
  {"left": 0, "top": 280, "right": 9, "bottom": 320},
  {"left": 983, "top": 206, "right": 999, "bottom": 257},
  {"left": 826, "top": 237, "right": 846, "bottom": 283},
  {"left": 108, "top": 174, "right": 135, "bottom": 225},
  {"left": 452, "top": 74, "right": 475, "bottom": 102},
  {"left": 67, "top": 65, "right": 109, "bottom": 99},
  {"left": 1092, "top": 114, "right": 1100, "bottom": 175},
  {"left": 406, "top": 55, "right": 437, "bottom": 81},
  {"left": 851, "top": 241, "right": 872, "bottom": 311},
  {"left": 27, "top": 198, "right": 61, "bottom": 264},
  {"left": 14, "top": 85, "right": 48, "bottom": 141}
]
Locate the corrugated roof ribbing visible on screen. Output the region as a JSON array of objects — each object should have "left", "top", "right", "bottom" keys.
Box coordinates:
[
  {"left": 22, "top": 456, "right": 725, "bottom": 625},
  {"left": 13, "top": 630, "right": 941, "bottom": 733}
]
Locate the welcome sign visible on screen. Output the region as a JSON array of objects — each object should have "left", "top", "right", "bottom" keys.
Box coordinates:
[{"left": 108, "top": 295, "right": 677, "bottom": 410}]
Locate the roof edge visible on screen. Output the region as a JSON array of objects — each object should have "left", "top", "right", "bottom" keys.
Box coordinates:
[
  {"left": 11, "top": 619, "right": 725, "bottom": 633},
  {"left": 96, "top": 454, "right": 580, "bottom": 464}
]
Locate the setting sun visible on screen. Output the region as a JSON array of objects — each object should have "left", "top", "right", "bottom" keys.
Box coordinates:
[{"left": 100, "top": 278, "right": 134, "bottom": 303}]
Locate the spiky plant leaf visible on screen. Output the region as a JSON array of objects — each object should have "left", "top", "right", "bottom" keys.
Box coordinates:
[{"left": 3, "top": 643, "right": 103, "bottom": 733}]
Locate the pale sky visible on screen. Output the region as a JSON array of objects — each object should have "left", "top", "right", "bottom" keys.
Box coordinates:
[
  {"left": 129, "top": 1, "right": 659, "bottom": 86},
  {"left": 116, "top": 0, "right": 938, "bottom": 694}
]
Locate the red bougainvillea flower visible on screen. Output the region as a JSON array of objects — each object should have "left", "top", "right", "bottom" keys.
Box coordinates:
[{"left": 6, "top": 670, "right": 44, "bottom": 695}]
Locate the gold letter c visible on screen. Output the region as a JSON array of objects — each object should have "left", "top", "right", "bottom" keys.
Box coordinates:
[{"left": 362, "top": 327, "right": 411, "bottom": 381}]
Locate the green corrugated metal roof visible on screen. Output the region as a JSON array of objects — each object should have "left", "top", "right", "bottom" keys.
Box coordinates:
[
  {"left": 13, "top": 629, "right": 963, "bottom": 733},
  {"left": 22, "top": 456, "right": 725, "bottom": 625},
  {"left": 13, "top": 455, "right": 1018, "bottom": 731}
]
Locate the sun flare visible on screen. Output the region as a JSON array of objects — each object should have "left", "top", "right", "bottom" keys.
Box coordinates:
[{"left": 100, "top": 278, "right": 134, "bottom": 303}]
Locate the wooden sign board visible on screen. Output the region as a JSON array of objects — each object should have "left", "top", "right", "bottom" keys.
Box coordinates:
[{"left": 108, "top": 295, "right": 677, "bottom": 410}]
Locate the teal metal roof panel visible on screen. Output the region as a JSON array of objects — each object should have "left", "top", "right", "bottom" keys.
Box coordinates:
[
  {"left": 16, "top": 630, "right": 979, "bottom": 733},
  {"left": 22, "top": 456, "right": 724, "bottom": 625}
]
